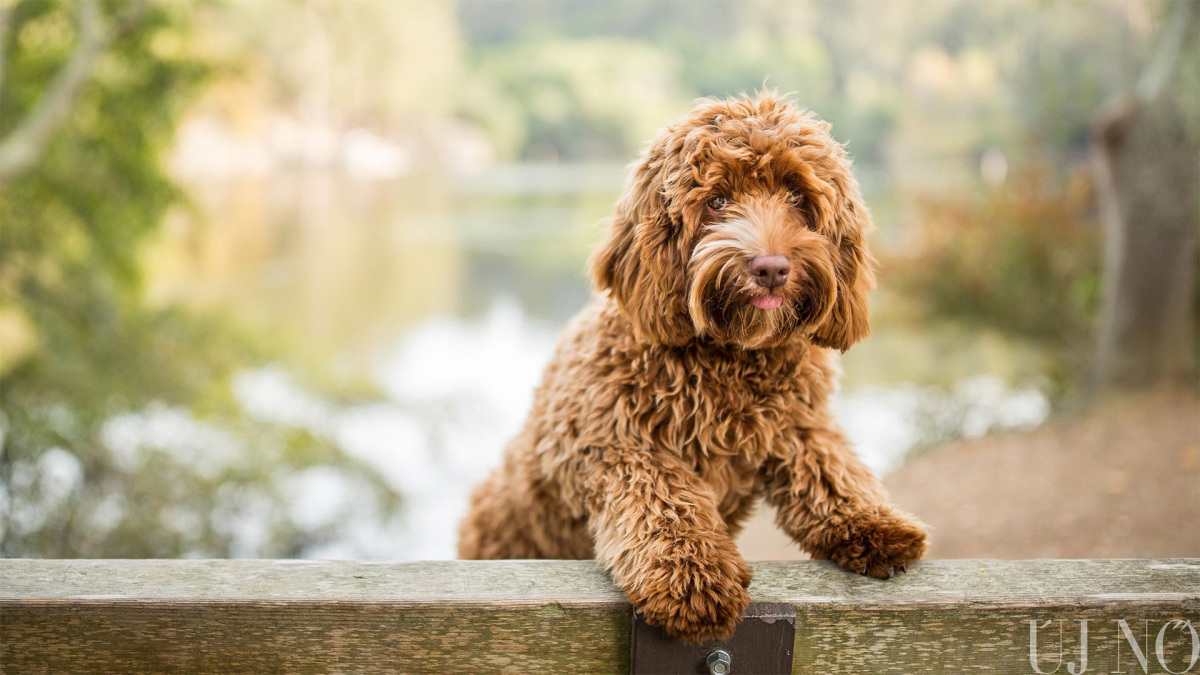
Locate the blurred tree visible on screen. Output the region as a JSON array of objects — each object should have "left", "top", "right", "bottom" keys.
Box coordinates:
[
  {"left": 0, "top": 0, "right": 104, "bottom": 179},
  {"left": 1092, "top": 1, "right": 1199, "bottom": 390},
  {"left": 459, "top": 36, "right": 688, "bottom": 161},
  {"left": 0, "top": 0, "right": 399, "bottom": 557},
  {"left": 453, "top": 0, "right": 1146, "bottom": 167}
]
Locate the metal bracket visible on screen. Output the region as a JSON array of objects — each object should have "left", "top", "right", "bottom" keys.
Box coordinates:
[{"left": 630, "top": 603, "right": 796, "bottom": 675}]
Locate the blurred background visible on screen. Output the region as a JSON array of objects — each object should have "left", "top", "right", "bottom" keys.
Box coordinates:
[{"left": 1, "top": 0, "right": 1196, "bottom": 561}]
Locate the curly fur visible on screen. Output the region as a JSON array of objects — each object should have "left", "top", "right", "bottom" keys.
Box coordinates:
[{"left": 458, "top": 92, "right": 927, "bottom": 643}]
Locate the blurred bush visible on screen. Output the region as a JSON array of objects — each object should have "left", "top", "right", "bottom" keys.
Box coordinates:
[{"left": 892, "top": 166, "right": 1101, "bottom": 376}]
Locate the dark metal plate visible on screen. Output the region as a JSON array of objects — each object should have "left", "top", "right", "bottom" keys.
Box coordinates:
[{"left": 630, "top": 603, "right": 796, "bottom": 675}]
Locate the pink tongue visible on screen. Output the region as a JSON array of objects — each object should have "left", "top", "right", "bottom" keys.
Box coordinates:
[{"left": 752, "top": 295, "right": 783, "bottom": 310}]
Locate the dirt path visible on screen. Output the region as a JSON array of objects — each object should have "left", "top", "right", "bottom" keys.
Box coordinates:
[{"left": 737, "top": 388, "right": 1200, "bottom": 560}]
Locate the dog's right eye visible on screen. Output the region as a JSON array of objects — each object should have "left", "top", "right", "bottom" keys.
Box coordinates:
[{"left": 707, "top": 195, "right": 727, "bottom": 211}]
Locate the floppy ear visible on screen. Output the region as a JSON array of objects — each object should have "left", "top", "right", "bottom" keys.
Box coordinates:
[
  {"left": 589, "top": 140, "right": 694, "bottom": 345},
  {"left": 588, "top": 147, "right": 661, "bottom": 298},
  {"left": 810, "top": 193, "right": 876, "bottom": 352}
]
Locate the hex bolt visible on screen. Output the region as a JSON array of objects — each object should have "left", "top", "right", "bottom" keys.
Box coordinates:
[{"left": 706, "top": 649, "right": 731, "bottom": 675}]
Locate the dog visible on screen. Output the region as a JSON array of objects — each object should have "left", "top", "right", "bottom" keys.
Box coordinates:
[{"left": 458, "top": 92, "right": 927, "bottom": 644}]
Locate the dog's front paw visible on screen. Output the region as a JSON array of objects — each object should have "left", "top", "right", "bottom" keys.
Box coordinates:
[
  {"left": 825, "top": 505, "right": 927, "bottom": 579},
  {"left": 630, "top": 540, "right": 753, "bottom": 644}
]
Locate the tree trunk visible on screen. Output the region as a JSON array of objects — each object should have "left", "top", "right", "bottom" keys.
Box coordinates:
[{"left": 1091, "top": 9, "right": 1199, "bottom": 390}]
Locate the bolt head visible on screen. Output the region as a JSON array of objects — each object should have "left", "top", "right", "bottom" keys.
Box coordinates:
[{"left": 707, "top": 649, "right": 731, "bottom": 675}]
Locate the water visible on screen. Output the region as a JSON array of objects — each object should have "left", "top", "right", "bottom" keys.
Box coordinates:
[{"left": 131, "top": 164, "right": 1050, "bottom": 559}]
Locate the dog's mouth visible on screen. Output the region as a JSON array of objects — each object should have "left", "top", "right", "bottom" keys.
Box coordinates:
[{"left": 751, "top": 294, "right": 783, "bottom": 310}]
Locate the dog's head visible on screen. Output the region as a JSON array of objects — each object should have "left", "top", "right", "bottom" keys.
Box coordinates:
[{"left": 590, "top": 92, "right": 876, "bottom": 351}]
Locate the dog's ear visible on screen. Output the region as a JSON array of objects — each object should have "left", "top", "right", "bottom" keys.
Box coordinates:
[
  {"left": 588, "top": 150, "right": 660, "bottom": 298},
  {"left": 810, "top": 190, "right": 876, "bottom": 352},
  {"left": 589, "top": 139, "right": 694, "bottom": 345}
]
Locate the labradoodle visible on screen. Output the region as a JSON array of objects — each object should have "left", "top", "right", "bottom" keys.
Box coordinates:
[{"left": 458, "top": 92, "right": 927, "bottom": 644}]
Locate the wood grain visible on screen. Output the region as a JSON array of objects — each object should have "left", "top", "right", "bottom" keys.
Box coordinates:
[{"left": 2, "top": 559, "right": 1197, "bottom": 674}]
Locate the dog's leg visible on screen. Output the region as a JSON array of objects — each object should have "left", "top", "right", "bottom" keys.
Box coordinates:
[
  {"left": 585, "top": 449, "right": 752, "bottom": 644},
  {"left": 458, "top": 468, "right": 548, "bottom": 560},
  {"left": 761, "top": 427, "right": 927, "bottom": 578}
]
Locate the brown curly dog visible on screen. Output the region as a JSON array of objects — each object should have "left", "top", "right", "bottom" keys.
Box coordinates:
[{"left": 458, "top": 92, "right": 927, "bottom": 644}]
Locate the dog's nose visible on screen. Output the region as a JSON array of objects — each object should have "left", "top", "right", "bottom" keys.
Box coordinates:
[{"left": 749, "top": 254, "right": 790, "bottom": 289}]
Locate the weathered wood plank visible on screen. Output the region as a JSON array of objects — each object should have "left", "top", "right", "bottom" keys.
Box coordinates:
[{"left": 1, "top": 559, "right": 1197, "bottom": 674}]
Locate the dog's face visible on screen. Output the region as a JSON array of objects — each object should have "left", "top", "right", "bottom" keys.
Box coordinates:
[{"left": 590, "top": 93, "right": 876, "bottom": 351}]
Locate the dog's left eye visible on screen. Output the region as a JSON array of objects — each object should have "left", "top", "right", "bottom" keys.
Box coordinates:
[
  {"left": 707, "top": 195, "right": 727, "bottom": 210},
  {"left": 786, "top": 190, "right": 804, "bottom": 207}
]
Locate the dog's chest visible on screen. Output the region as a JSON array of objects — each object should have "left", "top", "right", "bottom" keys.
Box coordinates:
[{"left": 628, "top": 344, "right": 817, "bottom": 466}]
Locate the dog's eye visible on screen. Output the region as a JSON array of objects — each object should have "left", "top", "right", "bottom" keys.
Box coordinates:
[
  {"left": 786, "top": 190, "right": 804, "bottom": 207},
  {"left": 707, "top": 195, "right": 727, "bottom": 211}
]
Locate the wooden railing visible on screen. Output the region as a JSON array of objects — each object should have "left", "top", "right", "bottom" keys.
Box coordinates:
[{"left": 2, "top": 558, "right": 1198, "bottom": 673}]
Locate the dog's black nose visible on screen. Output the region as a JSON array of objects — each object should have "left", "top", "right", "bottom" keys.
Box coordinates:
[{"left": 749, "top": 254, "right": 790, "bottom": 289}]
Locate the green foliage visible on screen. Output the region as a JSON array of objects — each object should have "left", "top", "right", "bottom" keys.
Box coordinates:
[
  {"left": 460, "top": 36, "right": 691, "bottom": 161},
  {"left": 892, "top": 166, "right": 1102, "bottom": 373},
  {"left": 0, "top": 0, "right": 399, "bottom": 557},
  {"left": 1, "top": 1, "right": 203, "bottom": 295},
  {"left": 453, "top": 0, "right": 1147, "bottom": 163}
]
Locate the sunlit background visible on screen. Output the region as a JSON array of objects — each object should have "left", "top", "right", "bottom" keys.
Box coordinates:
[{"left": 2, "top": 0, "right": 1196, "bottom": 561}]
